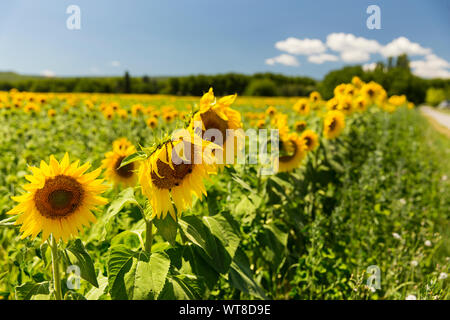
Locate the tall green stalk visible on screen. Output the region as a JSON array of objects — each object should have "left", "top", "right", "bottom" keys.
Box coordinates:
[{"left": 49, "top": 235, "right": 62, "bottom": 300}]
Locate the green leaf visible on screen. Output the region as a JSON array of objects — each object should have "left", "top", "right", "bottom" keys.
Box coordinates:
[
  {"left": 107, "top": 246, "right": 171, "bottom": 300},
  {"left": 178, "top": 216, "right": 217, "bottom": 260},
  {"left": 107, "top": 245, "right": 135, "bottom": 300},
  {"left": 64, "top": 291, "right": 87, "bottom": 300},
  {"left": 118, "top": 151, "right": 147, "bottom": 169},
  {"left": 203, "top": 212, "right": 240, "bottom": 259},
  {"left": 127, "top": 252, "right": 171, "bottom": 300},
  {"left": 229, "top": 248, "right": 268, "bottom": 300},
  {"left": 101, "top": 187, "right": 139, "bottom": 239},
  {"left": 159, "top": 274, "right": 206, "bottom": 300},
  {"left": 111, "top": 231, "right": 142, "bottom": 250},
  {"left": 153, "top": 214, "right": 178, "bottom": 246},
  {"left": 256, "top": 224, "right": 288, "bottom": 270},
  {"left": 85, "top": 274, "right": 109, "bottom": 300},
  {"left": 15, "top": 281, "right": 50, "bottom": 300},
  {"left": 183, "top": 245, "right": 220, "bottom": 290},
  {"left": 180, "top": 213, "right": 240, "bottom": 275},
  {"left": 65, "top": 239, "right": 99, "bottom": 288}
]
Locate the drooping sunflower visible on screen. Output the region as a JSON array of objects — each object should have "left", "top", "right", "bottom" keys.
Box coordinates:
[
  {"left": 7, "top": 153, "right": 108, "bottom": 243},
  {"left": 323, "top": 110, "right": 345, "bottom": 139},
  {"left": 190, "top": 88, "right": 243, "bottom": 165},
  {"left": 138, "top": 133, "right": 218, "bottom": 220},
  {"left": 102, "top": 138, "right": 139, "bottom": 187},
  {"left": 278, "top": 133, "right": 307, "bottom": 173},
  {"left": 300, "top": 129, "right": 319, "bottom": 152}
]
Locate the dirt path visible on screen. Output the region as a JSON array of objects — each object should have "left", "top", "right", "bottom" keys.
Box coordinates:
[{"left": 421, "top": 106, "right": 450, "bottom": 129}]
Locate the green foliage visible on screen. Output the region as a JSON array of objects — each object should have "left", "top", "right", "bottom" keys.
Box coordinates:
[
  {"left": 426, "top": 88, "right": 448, "bottom": 106},
  {"left": 245, "top": 79, "right": 279, "bottom": 96}
]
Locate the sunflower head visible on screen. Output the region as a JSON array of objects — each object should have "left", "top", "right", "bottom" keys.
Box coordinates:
[
  {"left": 265, "top": 106, "right": 276, "bottom": 117},
  {"left": 278, "top": 133, "right": 307, "bottom": 173},
  {"left": 138, "top": 133, "right": 218, "bottom": 220},
  {"left": 309, "top": 91, "right": 321, "bottom": 103},
  {"left": 294, "top": 120, "right": 307, "bottom": 132},
  {"left": 300, "top": 129, "right": 319, "bottom": 152},
  {"left": 293, "top": 99, "right": 310, "bottom": 115},
  {"left": 323, "top": 110, "right": 345, "bottom": 139},
  {"left": 102, "top": 138, "right": 139, "bottom": 188},
  {"left": 8, "top": 153, "right": 108, "bottom": 243},
  {"left": 146, "top": 117, "right": 158, "bottom": 129}
]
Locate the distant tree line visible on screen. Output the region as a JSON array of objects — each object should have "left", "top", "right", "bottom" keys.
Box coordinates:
[
  {"left": 0, "top": 72, "right": 317, "bottom": 97},
  {"left": 1, "top": 54, "right": 449, "bottom": 104}
]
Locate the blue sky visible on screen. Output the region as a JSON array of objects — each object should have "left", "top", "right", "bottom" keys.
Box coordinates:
[{"left": 0, "top": 0, "right": 449, "bottom": 79}]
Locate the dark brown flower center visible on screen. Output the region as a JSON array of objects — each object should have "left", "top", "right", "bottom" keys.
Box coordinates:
[
  {"left": 279, "top": 140, "right": 298, "bottom": 163},
  {"left": 304, "top": 136, "right": 312, "bottom": 147},
  {"left": 115, "top": 156, "right": 135, "bottom": 178},
  {"left": 200, "top": 109, "right": 229, "bottom": 146},
  {"left": 34, "top": 175, "right": 84, "bottom": 219},
  {"left": 151, "top": 142, "right": 195, "bottom": 190},
  {"left": 328, "top": 118, "right": 337, "bottom": 131}
]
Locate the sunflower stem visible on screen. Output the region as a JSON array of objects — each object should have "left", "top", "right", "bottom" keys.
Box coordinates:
[
  {"left": 50, "top": 235, "right": 63, "bottom": 300},
  {"left": 144, "top": 219, "right": 153, "bottom": 254}
]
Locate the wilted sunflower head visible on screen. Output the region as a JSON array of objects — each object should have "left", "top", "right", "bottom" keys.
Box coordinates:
[
  {"left": 7, "top": 153, "right": 108, "bottom": 243},
  {"left": 102, "top": 138, "right": 139, "bottom": 188},
  {"left": 139, "top": 133, "right": 219, "bottom": 220},
  {"left": 323, "top": 110, "right": 345, "bottom": 139}
]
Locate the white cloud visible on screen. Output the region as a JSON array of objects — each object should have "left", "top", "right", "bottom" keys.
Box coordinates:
[
  {"left": 308, "top": 53, "right": 339, "bottom": 64},
  {"left": 275, "top": 37, "right": 326, "bottom": 55},
  {"left": 326, "top": 33, "right": 381, "bottom": 63},
  {"left": 341, "top": 50, "right": 371, "bottom": 63},
  {"left": 111, "top": 61, "right": 121, "bottom": 67},
  {"left": 410, "top": 54, "right": 450, "bottom": 79},
  {"left": 40, "top": 70, "right": 55, "bottom": 78},
  {"left": 380, "top": 37, "right": 431, "bottom": 57},
  {"left": 362, "top": 62, "right": 377, "bottom": 72},
  {"left": 265, "top": 54, "right": 300, "bottom": 67}
]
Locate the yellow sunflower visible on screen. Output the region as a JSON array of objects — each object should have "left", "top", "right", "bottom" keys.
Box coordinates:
[
  {"left": 7, "top": 153, "right": 108, "bottom": 243},
  {"left": 294, "top": 120, "right": 307, "bottom": 132},
  {"left": 323, "top": 110, "right": 345, "bottom": 139},
  {"left": 102, "top": 138, "right": 139, "bottom": 187},
  {"left": 146, "top": 117, "right": 158, "bottom": 129},
  {"left": 300, "top": 129, "right": 319, "bottom": 152},
  {"left": 293, "top": 98, "right": 310, "bottom": 115},
  {"left": 265, "top": 106, "right": 277, "bottom": 117},
  {"left": 190, "top": 88, "right": 243, "bottom": 165},
  {"left": 138, "top": 133, "right": 218, "bottom": 220},
  {"left": 278, "top": 133, "right": 307, "bottom": 172},
  {"left": 337, "top": 96, "right": 353, "bottom": 115}
]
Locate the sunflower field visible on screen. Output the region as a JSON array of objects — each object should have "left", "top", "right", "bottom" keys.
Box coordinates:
[{"left": 0, "top": 77, "right": 448, "bottom": 300}]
